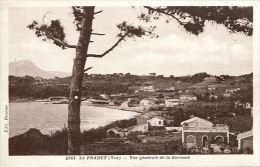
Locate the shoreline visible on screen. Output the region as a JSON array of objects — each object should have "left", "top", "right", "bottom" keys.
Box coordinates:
[
  {"left": 86, "top": 104, "right": 143, "bottom": 113},
  {"left": 9, "top": 102, "right": 141, "bottom": 137},
  {"left": 9, "top": 99, "right": 143, "bottom": 114}
]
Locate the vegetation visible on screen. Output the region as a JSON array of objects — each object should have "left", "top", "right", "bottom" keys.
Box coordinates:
[
  {"left": 9, "top": 128, "right": 67, "bottom": 155},
  {"left": 9, "top": 72, "right": 252, "bottom": 99}
]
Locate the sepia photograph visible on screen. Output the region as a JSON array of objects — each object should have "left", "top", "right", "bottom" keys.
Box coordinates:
[{"left": 1, "top": 1, "right": 260, "bottom": 167}]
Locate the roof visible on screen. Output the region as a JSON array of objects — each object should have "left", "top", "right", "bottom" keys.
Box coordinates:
[
  {"left": 107, "top": 127, "right": 121, "bottom": 131},
  {"left": 149, "top": 115, "right": 165, "bottom": 121},
  {"left": 165, "top": 99, "right": 180, "bottom": 102},
  {"left": 180, "top": 117, "right": 213, "bottom": 126},
  {"left": 128, "top": 122, "right": 148, "bottom": 130},
  {"left": 237, "top": 130, "right": 253, "bottom": 140},
  {"left": 138, "top": 112, "right": 158, "bottom": 119},
  {"left": 180, "top": 94, "right": 196, "bottom": 97}
]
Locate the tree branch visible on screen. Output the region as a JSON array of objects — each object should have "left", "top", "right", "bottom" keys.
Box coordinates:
[
  {"left": 144, "top": 6, "right": 187, "bottom": 25},
  {"left": 94, "top": 10, "right": 103, "bottom": 15},
  {"left": 81, "top": 98, "right": 88, "bottom": 101},
  {"left": 91, "top": 33, "right": 106, "bottom": 36},
  {"left": 84, "top": 67, "right": 93, "bottom": 72},
  {"left": 42, "top": 11, "right": 53, "bottom": 23},
  {"left": 45, "top": 33, "right": 76, "bottom": 48},
  {"left": 86, "top": 33, "right": 128, "bottom": 58}
]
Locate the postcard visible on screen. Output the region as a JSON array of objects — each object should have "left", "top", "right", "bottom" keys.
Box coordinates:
[{"left": 1, "top": 0, "right": 260, "bottom": 166}]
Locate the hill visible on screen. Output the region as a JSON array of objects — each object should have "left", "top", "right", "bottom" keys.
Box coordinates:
[{"left": 9, "top": 59, "right": 70, "bottom": 79}]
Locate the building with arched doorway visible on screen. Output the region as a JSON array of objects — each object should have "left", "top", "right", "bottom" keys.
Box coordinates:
[{"left": 180, "top": 117, "right": 229, "bottom": 148}]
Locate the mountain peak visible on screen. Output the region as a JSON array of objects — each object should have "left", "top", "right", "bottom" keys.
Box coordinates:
[{"left": 9, "top": 59, "right": 70, "bottom": 79}]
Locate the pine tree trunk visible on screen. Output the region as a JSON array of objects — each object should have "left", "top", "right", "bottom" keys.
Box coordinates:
[{"left": 68, "top": 6, "right": 95, "bottom": 155}]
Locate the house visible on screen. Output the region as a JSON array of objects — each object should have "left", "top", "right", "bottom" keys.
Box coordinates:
[
  {"left": 166, "top": 86, "right": 175, "bottom": 91},
  {"left": 223, "top": 93, "right": 231, "bottom": 97},
  {"left": 136, "top": 112, "right": 160, "bottom": 125},
  {"left": 178, "top": 90, "right": 183, "bottom": 93},
  {"left": 121, "top": 101, "right": 129, "bottom": 109},
  {"left": 148, "top": 116, "right": 165, "bottom": 127},
  {"left": 176, "top": 80, "right": 182, "bottom": 84},
  {"left": 179, "top": 95, "right": 197, "bottom": 102},
  {"left": 127, "top": 98, "right": 140, "bottom": 107},
  {"left": 204, "top": 77, "right": 217, "bottom": 83},
  {"left": 139, "top": 85, "right": 155, "bottom": 92},
  {"left": 208, "top": 85, "right": 216, "bottom": 91},
  {"left": 209, "top": 94, "right": 218, "bottom": 100},
  {"left": 136, "top": 115, "right": 149, "bottom": 125},
  {"left": 181, "top": 117, "right": 229, "bottom": 148},
  {"left": 165, "top": 99, "right": 181, "bottom": 107},
  {"left": 225, "top": 88, "right": 241, "bottom": 94},
  {"left": 128, "top": 123, "right": 149, "bottom": 133},
  {"left": 237, "top": 130, "right": 253, "bottom": 153},
  {"left": 35, "top": 77, "right": 44, "bottom": 84},
  {"left": 245, "top": 102, "right": 251, "bottom": 109},
  {"left": 107, "top": 127, "right": 128, "bottom": 137},
  {"left": 139, "top": 98, "right": 156, "bottom": 110}
]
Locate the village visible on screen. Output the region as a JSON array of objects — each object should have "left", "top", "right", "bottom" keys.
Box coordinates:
[
  {"left": 78, "top": 75, "right": 253, "bottom": 154},
  {"left": 9, "top": 73, "right": 253, "bottom": 154}
]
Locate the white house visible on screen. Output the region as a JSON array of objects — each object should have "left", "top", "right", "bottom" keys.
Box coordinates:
[
  {"left": 148, "top": 116, "right": 165, "bottom": 127},
  {"left": 209, "top": 94, "right": 218, "bottom": 100},
  {"left": 225, "top": 88, "right": 241, "bottom": 94},
  {"left": 107, "top": 127, "right": 128, "bottom": 137},
  {"left": 237, "top": 130, "right": 253, "bottom": 152},
  {"left": 139, "top": 85, "right": 155, "bottom": 92},
  {"left": 136, "top": 112, "right": 160, "bottom": 124},
  {"left": 180, "top": 95, "right": 197, "bottom": 102},
  {"left": 128, "top": 123, "right": 149, "bottom": 133},
  {"left": 139, "top": 98, "right": 156, "bottom": 110},
  {"left": 165, "top": 99, "right": 181, "bottom": 107},
  {"left": 180, "top": 117, "right": 229, "bottom": 148},
  {"left": 245, "top": 102, "right": 251, "bottom": 109},
  {"left": 204, "top": 77, "right": 217, "bottom": 83},
  {"left": 208, "top": 86, "right": 216, "bottom": 91},
  {"left": 120, "top": 101, "right": 129, "bottom": 109},
  {"left": 223, "top": 93, "right": 231, "bottom": 97},
  {"left": 166, "top": 86, "right": 175, "bottom": 91}
]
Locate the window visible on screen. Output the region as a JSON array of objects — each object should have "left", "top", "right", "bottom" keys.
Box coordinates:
[
  {"left": 186, "top": 135, "right": 196, "bottom": 148},
  {"left": 215, "top": 136, "right": 224, "bottom": 144},
  {"left": 158, "top": 121, "right": 161, "bottom": 125},
  {"left": 202, "top": 136, "right": 208, "bottom": 147},
  {"left": 187, "top": 135, "right": 196, "bottom": 143}
]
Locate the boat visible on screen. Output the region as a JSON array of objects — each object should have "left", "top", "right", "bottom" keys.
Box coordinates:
[
  {"left": 35, "top": 99, "right": 51, "bottom": 102},
  {"left": 49, "top": 96, "right": 69, "bottom": 104},
  {"left": 90, "top": 99, "right": 109, "bottom": 105},
  {"left": 52, "top": 100, "right": 69, "bottom": 104}
]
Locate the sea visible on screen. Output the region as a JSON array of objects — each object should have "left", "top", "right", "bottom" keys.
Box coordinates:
[{"left": 9, "top": 102, "right": 139, "bottom": 137}]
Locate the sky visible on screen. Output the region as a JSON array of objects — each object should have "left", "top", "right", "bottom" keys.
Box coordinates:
[{"left": 9, "top": 7, "right": 252, "bottom": 77}]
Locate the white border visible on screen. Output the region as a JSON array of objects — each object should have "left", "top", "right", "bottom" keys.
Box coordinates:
[{"left": 1, "top": 1, "right": 260, "bottom": 167}]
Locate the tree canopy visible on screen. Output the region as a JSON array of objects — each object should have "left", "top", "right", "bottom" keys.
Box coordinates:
[
  {"left": 28, "top": 6, "right": 253, "bottom": 52},
  {"left": 141, "top": 6, "right": 253, "bottom": 36}
]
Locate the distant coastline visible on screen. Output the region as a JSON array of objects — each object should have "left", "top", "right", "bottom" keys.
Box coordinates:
[
  {"left": 9, "top": 97, "right": 35, "bottom": 103},
  {"left": 86, "top": 103, "right": 143, "bottom": 113},
  {"left": 9, "top": 97, "right": 143, "bottom": 114}
]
